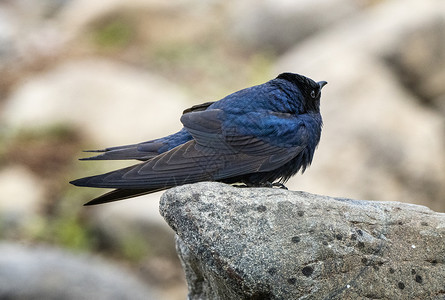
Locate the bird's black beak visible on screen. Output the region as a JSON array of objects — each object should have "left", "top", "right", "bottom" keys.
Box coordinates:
[{"left": 317, "top": 81, "right": 328, "bottom": 90}]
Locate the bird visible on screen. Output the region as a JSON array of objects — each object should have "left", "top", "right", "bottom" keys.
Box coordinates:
[{"left": 70, "top": 72, "right": 327, "bottom": 206}]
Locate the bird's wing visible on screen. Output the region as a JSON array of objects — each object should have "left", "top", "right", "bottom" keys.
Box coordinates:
[
  {"left": 79, "top": 129, "right": 193, "bottom": 161},
  {"left": 82, "top": 188, "right": 167, "bottom": 206},
  {"left": 78, "top": 101, "right": 216, "bottom": 161},
  {"left": 80, "top": 143, "right": 163, "bottom": 161},
  {"left": 79, "top": 102, "right": 216, "bottom": 161},
  {"left": 182, "top": 101, "right": 215, "bottom": 114},
  {"left": 71, "top": 140, "right": 223, "bottom": 188},
  {"left": 71, "top": 109, "right": 307, "bottom": 190},
  {"left": 180, "top": 109, "right": 308, "bottom": 178}
]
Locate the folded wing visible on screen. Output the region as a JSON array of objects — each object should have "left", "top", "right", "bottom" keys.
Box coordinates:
[{"left": 71, "top": 108, "right": 307, "bottom": 205}]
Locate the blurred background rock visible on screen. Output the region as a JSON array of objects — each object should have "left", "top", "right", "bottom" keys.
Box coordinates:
[{"left": 0, "top": 0, "right": 443, "bottom": 299}]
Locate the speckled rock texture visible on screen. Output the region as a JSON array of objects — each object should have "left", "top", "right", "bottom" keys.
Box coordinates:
[{"left": 160, "top": 182, "right": 445, "bottom": 300}]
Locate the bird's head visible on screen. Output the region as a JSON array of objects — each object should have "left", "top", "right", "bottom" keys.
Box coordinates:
[{"left": 277, "top": 72, "right": 327, "bottom": 114}]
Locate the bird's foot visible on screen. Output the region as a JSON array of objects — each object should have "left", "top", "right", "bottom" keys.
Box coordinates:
[
  {"left": 270, "top": 182, "right": 288, "bottom": 190},
  {"left": 231, "top": 182, "right": 288, "bottom": 190},
  {"left": 232, "top": 183, "right": 249, "bottom": 188},
  {"left": 255, "top": 181, "right": 288, "bottom": 189}
]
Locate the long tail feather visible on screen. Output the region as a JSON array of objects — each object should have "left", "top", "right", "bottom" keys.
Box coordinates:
[{"left": 83, "top": 188, "right": 166, "bottom": 206}]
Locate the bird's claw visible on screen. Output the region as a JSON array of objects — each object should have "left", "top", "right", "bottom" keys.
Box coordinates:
[
  {"left": 271, "top": 182, "right": 288, "bottom": 190},
  {"left": 232, "top": 183, "right": 249, "bottom": 188},
  {"left": 232, "top": 182, "right": 287, "bottom": 190}
]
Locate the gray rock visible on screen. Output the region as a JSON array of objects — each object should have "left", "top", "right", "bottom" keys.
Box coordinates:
[
  {"left": 0, "top": 242, "right": 157, "bottom": 300},
  {"left": 160, "top": 182, "right": 445, "bottom": 300}
]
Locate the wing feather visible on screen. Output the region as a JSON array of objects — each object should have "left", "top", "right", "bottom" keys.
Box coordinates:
[{"left": 72, "top": 108, "right": 308, "bottom": 191}]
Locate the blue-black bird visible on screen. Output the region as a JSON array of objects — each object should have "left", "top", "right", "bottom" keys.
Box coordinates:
[{"left": 71, "top": 73, "right": 327, "bottom": 205}]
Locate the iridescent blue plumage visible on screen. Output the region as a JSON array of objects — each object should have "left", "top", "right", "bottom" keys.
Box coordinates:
[{"left": 71, "top": 73, "right": 327, "bottom": 205}]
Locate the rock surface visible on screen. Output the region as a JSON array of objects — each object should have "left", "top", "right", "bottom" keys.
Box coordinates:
[
  {"left": 160, "top": 182, "right": 445, "bottom": 300},
  {"left": 0, "top": 242, "right": 157, "bottom": 300}
]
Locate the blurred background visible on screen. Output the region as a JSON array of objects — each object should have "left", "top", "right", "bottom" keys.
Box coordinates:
[{"left": 0, "top": 0, "right": 444, "bottom": 299}]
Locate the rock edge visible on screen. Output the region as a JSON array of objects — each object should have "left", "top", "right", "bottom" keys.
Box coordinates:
[{"left": 160, "top": 182, "right": 445, "bottom": 300}]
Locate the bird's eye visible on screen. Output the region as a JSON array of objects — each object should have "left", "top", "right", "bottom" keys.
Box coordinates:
[{"left": 310, "top": 90, "right": 316, "bottom": 98}]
